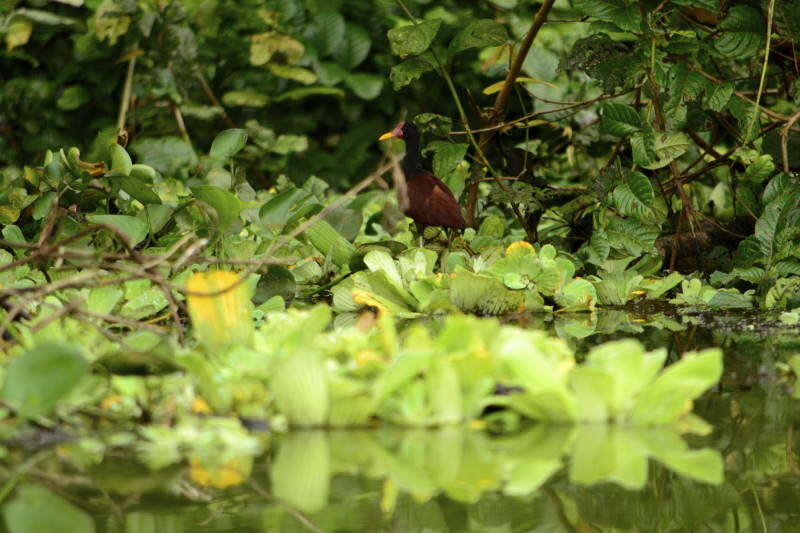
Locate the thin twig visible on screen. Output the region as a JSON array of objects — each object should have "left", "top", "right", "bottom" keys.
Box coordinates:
[
  {"left": 745, "top": 0, "right": 776, "bottom": 141},
  {"left": 117, "top": 46, "right": 138, "bottom": 134}
]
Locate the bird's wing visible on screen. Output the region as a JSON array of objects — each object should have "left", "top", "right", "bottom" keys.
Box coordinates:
[{"left": 406, "top": 173, "right": 467, "bottom": 229}]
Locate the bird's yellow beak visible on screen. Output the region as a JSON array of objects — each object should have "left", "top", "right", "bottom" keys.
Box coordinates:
[{"left": 378, "top": 131, "right": 396, "bottom": 141}]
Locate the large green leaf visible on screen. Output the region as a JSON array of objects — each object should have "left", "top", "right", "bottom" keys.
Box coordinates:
[
  {"left": 334, "top": 23, "right": 371, "bottom": 69},
  {"left": 88, "top": 214, "right": 148, "bottom": 247},
  {"left": 428, "top": 141, "right": 468, "bottom": 177},
  {"left": 3, "top": 484, "right": 94, "bottom": 533},
  {"left": 626, "top": 171, "right": 654, "bottom": 207},
  {"left": 259, "top": 188, "right": 308, "bottom": 228},
  {"left": 715, "top": 6, "right": 764, "bottom": 59},
  {"left": 571, "top": 0, "right": 642, "bottom": 32},
  {"left": 3, "top": 343, "right": 89, "bottom": 418},
  {"left": 629, "top": 348, "right": 722, "bottom": 425},
  {"left": 344, "top": 73, "right": 384, "bottom": 100},
  {"left": 109, "top": 144, "right": 132, "bottom": 176},
  {"left": 449, "top": 19, "right": 508, "bottom": 53},
  {"left": 118, "top": 176, "right": 161, "bottom": 205},
  {"left": 640, "top": 132, "right": 690, "bottom": 170},
  {"left": 390, "top": 56, "right": 434, "bottom": 90},
  {"left": 388, "top": 19, "right": 441, "bottom": 56},
  {"left": 271, "top": 432, "right": 330, "bottom": 512},
  {"left": 209, "top": 129, "right": 248, "bottom": 160},
  {"left": 313, "top": 10, "right": 346, "bottom": 56},
  {"left": 191, "top": 185, "right": 243, "bottom": 231},
  {"left": 601, "top": 103, "right": 642, "bottom": 136}
]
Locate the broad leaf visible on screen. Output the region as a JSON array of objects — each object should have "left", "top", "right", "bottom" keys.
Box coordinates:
[
  {"left": 191, "top": 185, "right": 243, "bottom": 231},
  {"left": 4, "top": 484, "right": 94, "bottom": 533},
  {"left": 388, "top": 19, "right": 441, "bottom": 56},
  {"left": 88, "top": 214, "right": 148, "bottom": 247},
  {"left": 601, "top": 103, "right": 642, "bottom": 136},
  {"left": 640, "top": 132, "right": 690, "bottom": 170},
  {"left": 449, "top": 19, "right": 507, "bottom": 53},
  {"left": 209, "top": 129, "right": 248, "bottom": 160},
  {"left": 390, "top": 57, "right": 434, "bottom": 90},
  {"left": 3, "top": 343, "right": 88, "bottom": 418}
]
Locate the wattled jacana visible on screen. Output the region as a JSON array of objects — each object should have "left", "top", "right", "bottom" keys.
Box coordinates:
[{"left": 379, "top": 122, "right": 466, "bottom": 245}]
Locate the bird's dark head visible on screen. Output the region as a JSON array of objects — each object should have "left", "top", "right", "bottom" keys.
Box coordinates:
[{"left": 379, "top": 121, "right": 419, "bottom": 141}]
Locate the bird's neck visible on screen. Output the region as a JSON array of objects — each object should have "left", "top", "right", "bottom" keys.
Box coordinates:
[{"left": 401, "top": 135, "right": 425, "bottom": 179}]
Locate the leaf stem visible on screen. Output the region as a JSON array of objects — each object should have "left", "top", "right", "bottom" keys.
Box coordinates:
[
  {"left": 745, "top": 0, "right": 775, "bottom": 142},
  {"left": 116, "top": 45, "right": 138, "bottom": 134}
]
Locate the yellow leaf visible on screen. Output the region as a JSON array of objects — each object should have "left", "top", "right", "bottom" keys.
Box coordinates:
[
  {"left": 6, "top": 19, "right": 32, "bottom": 51},
  {"left": 482, "top": 76, "right": 557, "bottom": 95},
  {"left": 250, "top": 32, "right": 304, "bottom": 66},
  {"left": 192, "top": 397, "right": 211, "bottom": 414},
  {"left": 352, "top": 288, "right": 389, "bottom": 315},
  {"left": 190, "top": 456, "right": 251, "bottom": 489},
  {"left": 268, "top": 64, "right": 317, "bottom": 85},
  {"left": 505, "top": 241, "right": 535, "bottom": 256},
  {"left": 186, "top": 270, "right": 254, "bottom": 351}
]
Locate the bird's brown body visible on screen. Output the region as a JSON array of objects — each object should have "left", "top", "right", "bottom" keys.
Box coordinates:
[
  {"left": 404, "top": 171, "right": 466, "bottom": 230},
  {"left": 379, "top": 121, "right": 466, "bottom": 234}
]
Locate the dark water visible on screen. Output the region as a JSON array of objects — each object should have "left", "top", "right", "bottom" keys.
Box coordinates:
[{"left": 5, "top": 309, "right": 800, "bottom": 532}]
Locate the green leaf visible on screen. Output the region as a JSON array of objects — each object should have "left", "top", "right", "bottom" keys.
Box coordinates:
[
  {"left": 390, "top": 57, "right": 434, "bottom": 90},
  {"left": 313, "top": 10, "right": 346, "bottom": 56},
  {"left": 426, "top": 358, "right": 462, "bottom": 424},
  {"left": 129, "top": 163, "right": 157, "bottom": 181},
  {"left": 324, "top": 207, "right": 363, "bottom": 242},
  {"left": 626, "top": 171, "right": 654, "bottom": 207},
  {"left": 3, "top": 484, "right": 94, "bottom": 533},
  {"left": 191, "top": 185, "right": 243, "bottom": 231},
  {"left": 303, "top": 219, "right": 357, "bottom": 267},
  {"left": 56, "top": 85, "right": 90, "bottom": 111},
  {"left": 109, "top": 144, "right": 132, "bottom": 176},
  {"left": 269, "top": 64, "right": 317, "bottom": 85},
  {"left": 630, "top": 348, "right": 722, "bottom": 425},
  {"left": 2, "top": 225, "right": 25, "bottom": 247},
  {"left": 345, "top": 73, "right": 384, "bottom": 100},
  {"left": 249, "top": 32, "right": 304, "bottom": 66},
  {"left": 5, "top": 19, "right": 32, "bottom": 50},
  {"left": 630, "top": 125, "right": 656, "bottom": 167},
  {"left": 715, "top": 6, "right": 764, "bottom": 59},
  {"left": 744, "top": 154, "right": 775, "bottom": 182},
  {"left": 259, "top": 188, "right": 308, "bottom": 228},
  {"left": 271, "top": 432, "right": 330, "bottom": 512},
  {"left": 334, "top": 23, "right": 371, "bottom": 69},
  {"left": 209, "top": 129, "right": 248, "bottom": 160},
  {"left": 274, "top": 87, "right": 345, "bottom": 102},
  {"left": 640, "top": 132, "right": 690, "bottom": 170},
  {"left": 554, "top": 278, "right": 597, "bottom": 311},
  {"left": 140, "top": 204, "right": 173, "bottom": 234},
  {"left": 15, "top": 8, "right": 78, "bottom": 26},
  {"left": 704, "top": 81, "right": 733, "bottom": 112},
  {"left": 119, "top": 176, "right": 161, "bottom": 205},
  {"left": 87, "top": 286, "right": 123, "bottom": 315},
  {"left": 272, "top": 352, "right": 329, "bottom": 426},
  {"left": 88, "top": 214, "right": 149, "bottom": 247},
  {"left": 449, "top": 19, "right": 508, "bottom": 53},
  {"left": 601, "top": 103, "right": 642, "bottom": 136},
  {"left": 222, "top": 90, "right": 269, "bottom": 107},
  {"left": 129, "top": 136, "right": 197, "bottom": 177},
  {"left": 450, "top": 272, "right": 524, "bottom": 315},
  {"left": 3, "top": 343, "right": 89, "bottom": 418},
  {"left": 571, "top": 0, "right": 642, "bottom": 32},
  {"left": 388, "top": 19, "right": 441, "bottom": 56},
  {"left": 427, "top": 141, "right": 468, "bottom": 177}
]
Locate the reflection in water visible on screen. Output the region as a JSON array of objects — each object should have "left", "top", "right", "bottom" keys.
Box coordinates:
[
  {"left": 3, "top": 310, "right": 800, "bottom": 532},
  {"left": 269, "top": 425, "right": 720, "bottom": 519}
]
